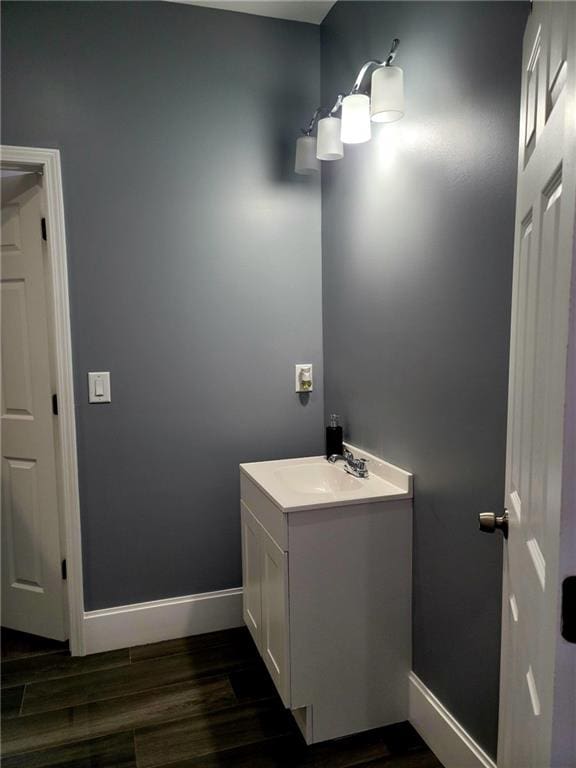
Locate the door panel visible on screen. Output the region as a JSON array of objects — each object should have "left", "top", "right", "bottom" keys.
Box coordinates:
[
  {"left": 3, "top": 457, "right": 43, "bottom": 589},
  {"left": 261, "top": 528, "right": 290, "bottom": 707},
  {"left": 524, "top": 26, "right": 541, "bottom": 159},
  {"left": 1, "top": 279, "right": 34, "bottom": 417},
  {"left": 547, "top": 3, "right": 568, "bottom": 112},
  {"left": 1, "top": 182, "right": 66, "bottom": 640},
  {"left": 241, "top": 502, "right": 262, "bottom": 649}
]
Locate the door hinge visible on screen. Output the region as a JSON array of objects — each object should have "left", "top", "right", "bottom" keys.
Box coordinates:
[
  {"left": 52, "top": 393, "right": 59, "bottom": 415},
  {"left": 41, "top": 217, "right": 47, "bottom": 241},
  {"left": 561, "top": 576, "right": 576, "bottom": 643},
  {"left": 61, "top": 559, "right": 67, "bottom": 580}
]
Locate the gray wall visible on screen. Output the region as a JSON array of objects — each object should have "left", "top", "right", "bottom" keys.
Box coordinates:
[
  {"left": 1, "top": 1, "right": 323, "bottom": 610},
  {"left": 321, "top": 1, "right": 527, "bottom": 756}
]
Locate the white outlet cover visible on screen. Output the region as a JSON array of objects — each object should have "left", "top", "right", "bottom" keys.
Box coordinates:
[{"left": 295, "top": 363, "right": 313, "bottom": 393}]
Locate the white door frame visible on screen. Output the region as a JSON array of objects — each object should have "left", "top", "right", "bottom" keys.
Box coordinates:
[{"left": 1, "top": 145, "right": 85, "bottom": 655}]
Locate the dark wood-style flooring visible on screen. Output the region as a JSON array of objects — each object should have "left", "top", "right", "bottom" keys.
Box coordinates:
[{"left": 1, "top": 626, "right": 444, "bottom": 768}]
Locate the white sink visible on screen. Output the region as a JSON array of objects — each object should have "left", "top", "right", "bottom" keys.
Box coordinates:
[
  {"left": 240, "top": 444, "right": 413, "bottom": 512},
  {"left": 273, "top": 462, "right": 364, "bottom": 494}
]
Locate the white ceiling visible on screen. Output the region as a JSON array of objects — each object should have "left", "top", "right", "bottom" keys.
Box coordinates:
[{"left": 167, "top": 0, "right": 336, "bottom": 25}]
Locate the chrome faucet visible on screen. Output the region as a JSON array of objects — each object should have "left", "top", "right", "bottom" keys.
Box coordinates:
[{"left": 327, "top": 448, "right": 369, "bottom": 478}]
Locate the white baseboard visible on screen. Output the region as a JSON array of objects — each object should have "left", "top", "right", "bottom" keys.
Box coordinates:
[
  {"left": 83, "top": 587, "right": 243, "bottom": 655},
  {"left": 409, "top": 672, "right": 497, "bottom": 768}
]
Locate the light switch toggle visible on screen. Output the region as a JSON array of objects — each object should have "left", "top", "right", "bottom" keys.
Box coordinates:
[{"left": 88, "top": 372, "right": 111, "bottom": 403}]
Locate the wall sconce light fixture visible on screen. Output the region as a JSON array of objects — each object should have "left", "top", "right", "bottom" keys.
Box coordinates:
[
  {"left": 317, "top": 115, "right": 345, "bottom": 158},
  {"left": 295, "top": 38, "right": 404, "bottom": 174},
  {"left": 316, "top": 95, "right": 344, "bottom": 160},
  {"left": 371, "top": 63, "right": 404, "bottom": 123},
  {"left": 341, "top": 93, "right": 371, "bottom": 144},
  {"left": 294, "top": 107, "right": 322, "bottom": 174},
  {"left": 295, "top": 135, "right": 320, "bottom": 174}
]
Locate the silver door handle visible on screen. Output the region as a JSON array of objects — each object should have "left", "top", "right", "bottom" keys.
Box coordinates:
[{"left": 479, "top": 510, "right": 509, "bottom": 539}]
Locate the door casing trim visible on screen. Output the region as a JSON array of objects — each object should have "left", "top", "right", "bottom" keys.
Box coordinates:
[{"left": 1, "top": 145, "right": 85, "bottom": 655}]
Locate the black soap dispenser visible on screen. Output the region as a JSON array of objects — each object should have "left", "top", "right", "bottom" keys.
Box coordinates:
[{"left": 326, "top": 414, "right": 343, "bottom": 458}]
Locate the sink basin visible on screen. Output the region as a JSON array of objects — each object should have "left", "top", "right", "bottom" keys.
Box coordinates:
[
  {"left": 240, "top": 446, "right": 413, "bottom": 512},
  {"left": 273, "top": 462, "right": 364, "bottom": 494}
]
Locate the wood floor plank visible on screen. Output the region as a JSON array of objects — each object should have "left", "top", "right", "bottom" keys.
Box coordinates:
[
  {"left": 2, "top": 685, "right": 24, "bottom": 719},
  {"left": 303, "top": 726, "right": 403, "bottom": 768},
  {"left": 228, "top": 664, "right": 277, "bottom": 704},
  {"left": 1, "top": 629, "right": 68, "bottom": 662},
  {"left": 152, "top": 730, "right": 443, "bottom": 768},
  {"left": 375, "top": 723, "right": 428, "bottom": 755},
  {"left": 356, "top": 753, "right": 444, "bottom": 768},
  {"left": 2, "top": 677, "right": 235, "bottom": 757},
  {"left": 21, "top": 641, "right": 257, "bottom": 716},
  {"left": 134, "top": 700, "right": 297, "bottom": 768},
  {"left": 1, "top": 731, "right": 137, "bottom": 768},
  {"left": 130, "top": 627, "right": 253, "bottom": 663},
  {"left": 150, "top": 734, "right": 309, "bottom": 768},
  {"left": 2, "top": 649, "right": 130, "bottom": 690},
  {"left": 300, "top": 732, "right": 392, "bottom": 767}
]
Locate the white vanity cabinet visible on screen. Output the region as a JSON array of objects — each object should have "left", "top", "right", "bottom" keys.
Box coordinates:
[{"left": 240, "top": 446, "right": 413, "bottom": 745}]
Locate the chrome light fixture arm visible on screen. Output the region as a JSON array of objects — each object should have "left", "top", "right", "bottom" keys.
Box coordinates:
[
  {"left": 301, "top": 106, "right": 325, "bottom": 136},
  {"left": 351, "top": 59, "right": 383, "bottom": 93},
  {"left": 386, "top": 37, "right": 400, "bottom": 66},
  {"left": 350, "top": 38, "right": 400, "bottom": 94},
  {"left": 301, "top": 93, "right": 345, "bottom": 135},
  {"left": 329, "top": 94, "right": 345, "bottom": 115}
]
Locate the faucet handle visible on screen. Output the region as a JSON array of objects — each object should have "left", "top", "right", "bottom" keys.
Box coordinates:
[{"left": 354, "top": 457, "right": 370, "bottom": 478}]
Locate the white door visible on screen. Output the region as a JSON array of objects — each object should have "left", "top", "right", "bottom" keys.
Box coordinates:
[
  {"left": 1, "top": 175, "right": 67, "bottom": 640},
  {"left": 488, "top": 3, "right": 576, "bottom": 766}
]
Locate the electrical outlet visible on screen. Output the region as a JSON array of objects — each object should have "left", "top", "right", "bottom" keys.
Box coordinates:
[{"left": 295, "top": 363, "right": 313, "bottom": 393}]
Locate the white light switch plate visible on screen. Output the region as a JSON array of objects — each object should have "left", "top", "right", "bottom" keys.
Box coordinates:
[{"left": 88, "top": 372, "right": 111, "bottom": 403}]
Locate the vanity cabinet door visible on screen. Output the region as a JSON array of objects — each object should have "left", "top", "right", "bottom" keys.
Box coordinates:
[
  {"left": 240, "top": 502, "right": 262, "bottom": 650},
  {"left": 260, "top": 529, "right": 290, "bottom": 707}
]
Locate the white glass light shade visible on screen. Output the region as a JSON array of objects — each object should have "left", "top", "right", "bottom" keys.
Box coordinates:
[
  {"left": 340, "top": 94, "right": 371, "bottom": 144},
  {"left": 316, "top": 117, "right": 344, "bottom": 161},
  {"left": 294, "top": 136, "right": 320, "bottom": 175},
  {"left": 370, "top": 66, "right": 404, "bottom": 123}
]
